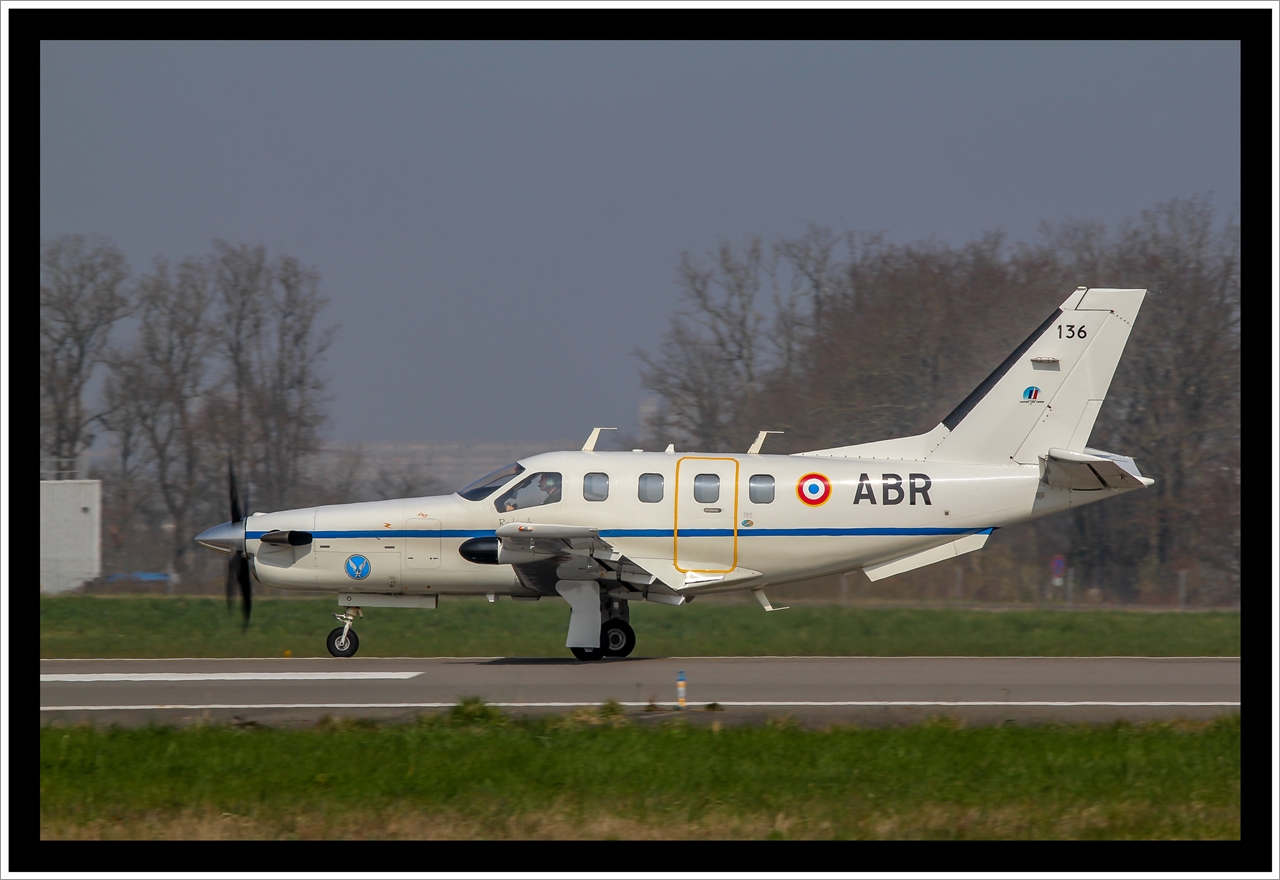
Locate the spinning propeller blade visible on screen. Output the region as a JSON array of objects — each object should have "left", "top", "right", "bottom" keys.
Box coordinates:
[{"left": 226, "top": 464, "right": 252, "bottom": 628}]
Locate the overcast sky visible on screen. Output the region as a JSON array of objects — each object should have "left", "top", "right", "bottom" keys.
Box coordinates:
[{"left": 40, "top": 40, "right": 1240, "bottom": 445}]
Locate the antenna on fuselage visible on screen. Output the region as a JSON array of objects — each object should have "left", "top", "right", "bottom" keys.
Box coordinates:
[
  {"left": 582, "top": 427, "right": 617, "bottom": 451},
  {"left": 747, "top": 431, "right": 784, "bottom": 454}
]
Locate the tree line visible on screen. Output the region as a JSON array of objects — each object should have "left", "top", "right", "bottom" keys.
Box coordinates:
[
  {"left": 40, "top": 237, "right": 336, "bottom": 584},
  {"left": 638, "top": 196, "right": 1239, "bottom": 604},
  {"left": 42, "top": 195, "right": 1238, "bottom": 603}
]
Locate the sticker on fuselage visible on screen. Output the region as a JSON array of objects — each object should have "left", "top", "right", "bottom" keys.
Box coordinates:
[
  {"left": 345, "top": 555, "right": 371, "bottom": 580},
  {"left": 796, "top": 473, "right": 832, "bottom": 506}
]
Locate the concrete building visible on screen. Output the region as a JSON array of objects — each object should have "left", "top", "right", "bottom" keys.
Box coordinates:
[{"left": 40, "top": 480, "right": 101, "bottom": 594}]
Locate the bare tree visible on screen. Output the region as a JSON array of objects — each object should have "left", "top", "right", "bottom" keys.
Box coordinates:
[
  {"left": 206, "top": 243, "right": 335, "bottom": 511},
  {"left": 636, "top": 200, "right": 1239, "bottom": 602},
  {"left": 40, "top": 235, "right": 132, "bottom": 477},
  {"left": 209, "top": 240, "right": 270, "bottom": 486},
  {"left": 638, "top": 238, "right": 769, "bottom": 451},
  {"left": 250, "top": 255, "right": 337, "bottom": 510},
  {"left": 98, "top": 350, "right": 154, "bottom": 565},
  {"left": 1054, "top": 196, "right": 1240, "bottom": 600},
  {"left": 127, "top": 257, "right": 216, "bottom": 579}
]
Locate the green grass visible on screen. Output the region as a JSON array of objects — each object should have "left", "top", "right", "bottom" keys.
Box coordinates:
[
  {"left": 40, "top": 707, "right": 1240, "bottom": 839},
  {"left": 40, "top": 595, "right": 1240, "bottom": 658}
]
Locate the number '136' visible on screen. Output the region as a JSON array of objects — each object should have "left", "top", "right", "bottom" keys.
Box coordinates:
[{"left": 1058, "top": 324, "right": 1086, "bottom": 339}]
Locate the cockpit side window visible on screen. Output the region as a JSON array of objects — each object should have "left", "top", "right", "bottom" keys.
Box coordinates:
[
  {"left": 457, "top": 463, "right": 525, "bottom": 501},
  {"left": 495, "top": 472, "right": 563, "bottom": 512}
]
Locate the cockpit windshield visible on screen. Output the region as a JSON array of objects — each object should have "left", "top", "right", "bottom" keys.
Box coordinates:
[{"left": 456, "top": 462, "right": 525, "bottom": 501}]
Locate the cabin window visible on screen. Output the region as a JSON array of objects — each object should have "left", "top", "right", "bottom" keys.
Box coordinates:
[
  {"left": 638, "top": 473, "right": 664, "bottom": 503},
  {"left": 583, "top": 472, "right": 609, "bottom": 502},
  {"left": 693, "top": 473, "right": 720, "bottom": 504},
  {"left": 749, "top": 474, "right": 775, "bottom": 504},
  {"left": 494, "top": 472, "right": 563, "bottom": 512},
  {"left": 458, "top": 462, "right": 525, "bottom": 501}
]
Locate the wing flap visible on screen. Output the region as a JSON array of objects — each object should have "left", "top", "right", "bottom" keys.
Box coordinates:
[
  {"left": 495, "top": 522, "right": 762, "bottom": 596},
  {"left": 862, "top": 530, "right": 991, "bottom": 582}
]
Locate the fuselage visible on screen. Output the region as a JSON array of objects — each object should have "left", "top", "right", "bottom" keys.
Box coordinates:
[{"left": 238, "top": 449, "right": 1083, "bottom": 597}]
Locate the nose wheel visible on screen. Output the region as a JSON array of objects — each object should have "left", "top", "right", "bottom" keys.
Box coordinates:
[
  {"left": 327, "top": 627, "right": 359, "bottom": 657},
  {"left": 327, "top": 607, "right": 362, "bottom": 657}
]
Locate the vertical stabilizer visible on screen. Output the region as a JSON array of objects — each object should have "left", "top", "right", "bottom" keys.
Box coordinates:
[{"left": 925, "top": 287, "right": 1146, "bottom": 465}]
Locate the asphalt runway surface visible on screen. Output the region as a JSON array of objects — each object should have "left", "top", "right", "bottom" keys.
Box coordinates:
[{"left": 40, "top": 656, "right": 1240, "bottom": 728}]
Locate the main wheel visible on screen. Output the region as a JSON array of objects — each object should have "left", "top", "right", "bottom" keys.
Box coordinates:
[
  {"left": 570, "top": 646, "right": 605, "bottom": 661},
  {"left": 601, "top": 620, "right": 636, "bottom": 657},
  {"left": 327, "top": 626, "right": 359, "bottom": 657}
]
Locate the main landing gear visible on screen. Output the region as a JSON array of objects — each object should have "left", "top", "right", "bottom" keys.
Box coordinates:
[
  {"left": 328, "top": 607, "right": 362, "bottom": 657},
  {"left": 570, "top": 621, "right": 635, "bottom": 661}
]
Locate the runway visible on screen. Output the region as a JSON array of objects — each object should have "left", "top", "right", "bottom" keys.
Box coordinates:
[{"left": 40, "top": 656, "right": 1240, "bottom": 728}]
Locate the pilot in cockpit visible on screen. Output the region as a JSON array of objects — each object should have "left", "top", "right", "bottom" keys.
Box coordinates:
[
  {"left": 538, "top": 473, "right": 561, "bottom": 505},
  {"left": 501, "top": 472, "right": 562, "bottom": 511}
]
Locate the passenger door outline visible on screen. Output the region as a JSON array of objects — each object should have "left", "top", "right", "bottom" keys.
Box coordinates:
[{"left": 673, "top": 456, "right": 739, "bottom": 573}]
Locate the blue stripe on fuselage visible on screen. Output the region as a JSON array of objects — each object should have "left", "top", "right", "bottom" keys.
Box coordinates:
[{"left": 248, "top": 527, "right": 992, "bottom": 540}]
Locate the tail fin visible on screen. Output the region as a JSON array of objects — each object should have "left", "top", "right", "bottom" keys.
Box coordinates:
[{"left": 928, "top": 287, "right": 1146, "bottom": 464}]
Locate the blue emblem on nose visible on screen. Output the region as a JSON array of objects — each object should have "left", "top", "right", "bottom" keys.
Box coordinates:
[{"left": 345, "top": 555, "right": 371, "bottom": 580}]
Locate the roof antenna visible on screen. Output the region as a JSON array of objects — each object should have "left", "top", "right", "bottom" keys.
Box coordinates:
[
  {"left": 747, "top": 431, "right": 784, "bottom": 454},
  {"left": 582, "top": 427, "right": 617, "bottom": 451},
  {"left": 665, "top": 443, "right": 675, "bottom": 453}
]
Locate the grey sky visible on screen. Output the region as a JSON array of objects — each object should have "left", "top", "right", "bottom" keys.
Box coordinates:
[{"left": 41, "top": 40, "right": 1240, "bottom": 444}]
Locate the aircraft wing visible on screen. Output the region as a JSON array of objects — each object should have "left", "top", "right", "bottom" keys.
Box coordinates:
[
  {"left": 492, "top": 523, "right": 761, "bottom": 599},
  {"left": 1041, "top": 447, "right": 1155, "bottom": 491}
]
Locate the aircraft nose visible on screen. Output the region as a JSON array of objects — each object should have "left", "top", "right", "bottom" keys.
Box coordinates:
[{"left": 195, "top": 520, "right": 244, "bottom": 555}]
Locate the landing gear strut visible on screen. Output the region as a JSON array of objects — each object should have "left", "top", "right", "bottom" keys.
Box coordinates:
[{"left": 328, "top": 607, "right": 362, "bottom": 657}]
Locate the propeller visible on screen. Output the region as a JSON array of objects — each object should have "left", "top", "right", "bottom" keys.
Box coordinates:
[{"left": 226, "top": 464, "right": 252, "bottom": 628}]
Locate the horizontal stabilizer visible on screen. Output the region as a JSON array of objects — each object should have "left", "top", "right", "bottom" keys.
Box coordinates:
[
  {"left": 1041, "top": 448, "right": 1153, "bottom": 491},
  {"left": 862, "top": 530, "right": 991, "bottom": 582}
]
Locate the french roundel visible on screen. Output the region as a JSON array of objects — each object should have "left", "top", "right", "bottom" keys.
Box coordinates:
[{"left": 796, "top": 473, "right": 832, "bottom": 506}]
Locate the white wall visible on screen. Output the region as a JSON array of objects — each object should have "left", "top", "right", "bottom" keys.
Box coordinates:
[{"left": 40, "top": 480, "right": 101, "bottom": 594}]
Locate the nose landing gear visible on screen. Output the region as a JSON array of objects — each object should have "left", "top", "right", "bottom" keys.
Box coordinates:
[{"left": 328, "top": 607, "right": 362, "bottom": 657}]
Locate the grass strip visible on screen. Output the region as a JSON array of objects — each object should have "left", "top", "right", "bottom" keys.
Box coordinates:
[
  {"left": 40, "top": 705, "right": 1240, "bottom": 840},
  {"left": 40, "top": 596, "right": 1240, "bottom": 658}
]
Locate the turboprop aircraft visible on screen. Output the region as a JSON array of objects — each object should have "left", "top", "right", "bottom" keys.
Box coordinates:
[{"left": 196, "top": 287, "right": 1153, "bottom": 659}]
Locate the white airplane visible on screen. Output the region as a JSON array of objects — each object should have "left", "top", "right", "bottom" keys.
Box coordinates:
[{"left": 197, "top": 287, "right": 1153, "bottom": 659}]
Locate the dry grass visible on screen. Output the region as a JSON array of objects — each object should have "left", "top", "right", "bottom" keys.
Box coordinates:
[
  {"left": 41, "top": 710, "right": 1240, "bottom": 840},
  {"left": 42, "top": 801, "right": 1239, "bottom": 841}
]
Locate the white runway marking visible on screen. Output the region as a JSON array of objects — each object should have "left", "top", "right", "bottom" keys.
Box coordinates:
[
  {"left": 41, "top": 672, "right": 423, "bottom": 682},
  {"left": 41, "top": 656, "right": 1242, "bottom": 661},
  {"left": 39, "top": 700, "right": 1242, "bottom": 711}
]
